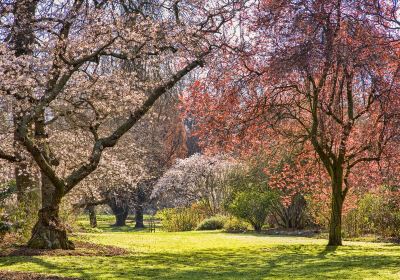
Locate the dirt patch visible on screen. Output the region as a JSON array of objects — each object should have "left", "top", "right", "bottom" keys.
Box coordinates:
[
  {"left": 0, "top": 239, "right": 128, "bottom": 257},
  {"left": 0, "top": 271, "right": 79, "bottom": 280}
]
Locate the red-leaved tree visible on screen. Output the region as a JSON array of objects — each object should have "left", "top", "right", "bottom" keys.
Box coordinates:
[{"left": 186, "top": 0, "right": 400, "bottom": 245}]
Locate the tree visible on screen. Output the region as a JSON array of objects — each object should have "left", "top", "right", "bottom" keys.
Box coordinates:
[
  {"left": 105, "top": 186, "right": 131, "bottom": 227},
  {"left": 0, "top": 0, "right": 41, "bottom": 228},
  {"left": 71, "top": 86, "right": 188, "bottom": 228},
  {"left": 224, "top": 158, "right": 278, "bottom": 232},
  {"left": 227, "top": 191, "right": 276, "bottom": 232},
  {"left": 0, "top": 0, "right": 244, "bottom": 249},
  {"left": 134, "top": 178, "right": 157, "bottom": 229},
  {"left": 186, "top": 0, "right": 400, "bottom": 245},
  {"left": 152, "top": 154, "right": 236, "bottom": 215},
  {"left": 264, "top": 147, "right": 321, "bottom": 229}
]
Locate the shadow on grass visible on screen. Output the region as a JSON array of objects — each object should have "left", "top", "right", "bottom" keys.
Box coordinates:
[
  {"left": 318, "top": 245, "right": 339, "bottom": 258},
  {"left": 1, "top": 243, "right": 399, "bottom": 279}
]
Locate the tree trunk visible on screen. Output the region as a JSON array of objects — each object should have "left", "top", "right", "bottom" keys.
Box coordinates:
[
  {"left": 135, "top": 205, "right": 144, "bottom": 229},
  {"left": 28, "top": 173, "right": 74, "bottom": 249},
  {"left": 12, "top": 0, "right": 41, "bottom": 227},
  {"left": 87, "top": 206, "right": 97, "bottom": 228},
  {"left": 27, "top": 205, "right": 74, "bottom": 249},
  {"left": 253, "top": 224, "right": 262, "bottom": 232},
  {"left": 328, "top": 177, "right": 344, "bottom": 246},
  {"left": 107, "top": 196, "right": 129, "bottom": 227},
  {"left": 134, "top": 185, "right": 146, "bottom": 229},
  {"left": 28, "top": 113, "right": 73, "bottom": 249},
  {"left": 114, "top": 207, "right": 128, "bottom": 227}
]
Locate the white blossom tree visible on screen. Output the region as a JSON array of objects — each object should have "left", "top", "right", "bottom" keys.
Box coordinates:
[
  {"left": 0, "top": 0, "right": 245, "bottom": 249},
  {"left": 152, "top": 154, "right": 237, "bottom": 214}
]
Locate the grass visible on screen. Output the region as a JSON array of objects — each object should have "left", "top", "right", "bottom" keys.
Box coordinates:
[{"left": 0, "top": 216, "right": 399, "bottom": 279}]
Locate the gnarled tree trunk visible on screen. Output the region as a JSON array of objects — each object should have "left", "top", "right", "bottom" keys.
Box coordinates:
[
  {"left": 12, "top": 0, "right": 41, "bottom": 229},
  {"left": 28, "top": 113, "right": 74, "bottom": 250},
  {"left": 28, "top": 205, "right": 74, "bottom": 249},
  {"left": 113, "top": 206, "right": 128, "bottom": 227},
  {"left": 107, "top": 198, "right": 129, "bottom": 227},
  {"left": 28, "top": 171, "right": 74, "bottom": 249}
]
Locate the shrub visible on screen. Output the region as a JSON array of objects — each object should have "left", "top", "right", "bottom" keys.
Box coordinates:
[
  {"left": 343, "top": 194, "right": 378, "bottom": 238},
  {"left": 224, "top": 158, "right": 279, "bottom": 232},
  {"left": 196, "top": 216, "right": 227, "bottom": 230},
  {"left": 223, "top": 217, "right": 249, "bottom": 233},
  {"left": 157, "top": 207, "right": 202, "bottom": 232},
  {"left": 0, "top": 182, "right": 40, "bottom": 241},
  {"left": 342, "top": 188, "right": 400, "bottom": 239},
  {"left": 226, "top": 191, "right": 277, "bottom": 232}
]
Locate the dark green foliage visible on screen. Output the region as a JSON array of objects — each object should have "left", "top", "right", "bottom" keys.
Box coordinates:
[
  {"left": 223, "top": 217, "right": 249, "bottom": 232},
  {"left": 226, "top": 191, "right": 277, "bottom": 232},
  {"left": 224, "top": 156, "right": 278, "bottom": 232},
  {"left": 196, "top": 216, "right": 227, "bottom": 230}
]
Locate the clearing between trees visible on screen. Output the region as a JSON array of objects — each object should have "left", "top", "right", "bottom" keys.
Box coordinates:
[{"left": 0, "top": 216, "right": 399, "bottom": 280}]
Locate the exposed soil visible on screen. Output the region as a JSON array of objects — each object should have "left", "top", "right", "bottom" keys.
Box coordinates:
[{"left": 0, "top": 271, "right": 79, "bottom": 280}]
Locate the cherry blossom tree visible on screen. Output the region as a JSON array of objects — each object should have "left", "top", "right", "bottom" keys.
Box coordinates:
[
  {"left": 71, "top": 89, "right": 189, "bottom": 227},
  {"left": 152, "top": 154, "right": 236, "bottom": 215},
  {"left": 0, "top": 0, "right": 245, "bottom": 249}
]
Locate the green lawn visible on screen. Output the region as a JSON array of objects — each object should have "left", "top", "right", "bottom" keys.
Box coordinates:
[{"left": 0, "top": 217, "right": 399, "bottom": 279}]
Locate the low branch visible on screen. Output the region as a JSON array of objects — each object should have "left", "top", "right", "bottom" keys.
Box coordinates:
[
  {"left": 0, "top": 149, "right": 17, "bottom": 162},
  {"left": 73, "top": 199, "right": 107, "bottom": 209}
]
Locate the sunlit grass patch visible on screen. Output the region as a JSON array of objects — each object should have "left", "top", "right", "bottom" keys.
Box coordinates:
[{"left": 1, "top": 226, "right": 399, "bottom": 279}]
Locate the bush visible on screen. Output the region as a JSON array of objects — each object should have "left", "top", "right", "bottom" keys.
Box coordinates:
[
  {"left": 226, "top": 191, "right": 277, "bottom": 232},
  {"left": 196, "top": 216, "right": 227, "bottom": 230},
  {"left": 342, "top": 188, "right": 400, "bottom": 239},
  {"left": 343, "top": 194, "right": 378, "bottom": 238},
  {"left": 157, "top": 207, "right": 202, "bottom": 232},
  {"left": 0, "top": 181, "right": 40, "bottom": 241},
  {"left": 223, "top": 217, "right": 249, "bottom": 233},
  {"left": 224, "top": 158, "right": 279, "bottom": 232}
]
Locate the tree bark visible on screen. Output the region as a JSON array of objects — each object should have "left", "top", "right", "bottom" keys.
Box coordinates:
[
  {"left": 114, "top": 207, "right": 128, "bottom": 227},
  {"left": 135, "top": 205, "right": 144, "bottom": 229},
  {"left": 328, "top": 175, "right": 344, "bottom": 246},
  {"left": 253, "top": 224, "right": 262, "bottom": 232},
  {"left": 134, "top": 185, "right": 146, "bottom": 229},
  {"left": 27, "top": 112, "right": 73, "bottom": 249},
  {"left": 12, "top": 0, "right": 41, "bottom": 223},
  {"left": 106, "top": 191, "right": 130, "bottom": 227},
  {"left": 28, "top": 204, "right": 74, "bottom": 249},
  {"left": 87, "top": 206, "right": 97, "bottom": 228}
]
